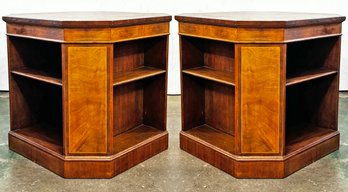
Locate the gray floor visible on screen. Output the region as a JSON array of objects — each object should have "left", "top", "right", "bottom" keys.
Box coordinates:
[{"left": 0, "top": 92, "right": 348, "bottom": 192}]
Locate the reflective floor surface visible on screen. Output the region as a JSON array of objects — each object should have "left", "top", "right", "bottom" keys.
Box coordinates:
[{"left": 0, "top": 92, "right": 347, "bottom": 192}]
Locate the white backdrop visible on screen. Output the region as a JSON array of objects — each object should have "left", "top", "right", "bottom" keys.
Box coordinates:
[{"left": 0, "top": 0, "right": 347, "bottom": 94}]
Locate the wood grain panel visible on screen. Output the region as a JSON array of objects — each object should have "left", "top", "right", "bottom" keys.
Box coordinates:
[
  {"left": 7, "top": 23, "right": 64, "bottom": 41},
  {"left": 66, "top": 46, "right": 108, "bottom": 154},
  {"left": 284, "top": 23, "right": 342, "bottom": 42},
  {"left": 179, "top": 22, "right": 237, "bottom": 42},
  {"left": 237, "top": 28, "right": 283, "bottom": 42},
  {"left": 64, "top": 28, "right": 111, "bottom": 41},
  {"left": 240, "top": 46, "right": 282, "bottom": 154},
  {"left": 111, "top": 23, "right": 169, "bottom": 42}
]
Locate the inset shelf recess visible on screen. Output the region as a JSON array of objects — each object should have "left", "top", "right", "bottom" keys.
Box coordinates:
[{"left": 183, "top": 67, "right": 235, "bottom": 86}]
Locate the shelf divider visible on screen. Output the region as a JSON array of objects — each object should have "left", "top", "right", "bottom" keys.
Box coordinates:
[
  {"left": 286, "top": 69, "right": 337, "bottom": 86},
  {"left": 113, "top": 66, "right": 165, "bottom": 86},
  {"left": 183, "top": 67, "right": 235, "bottom": 86},
  {"left": 11, "top": 68, "right": 62, "bottom": 86}
]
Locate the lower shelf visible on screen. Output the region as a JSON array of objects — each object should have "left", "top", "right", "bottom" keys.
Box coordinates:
[
  {"left": 184, "top": 125, "right": 235, "bottom": 154},
  {"left": 10, "top": 125, "right": 63, "bottom": 154},
  {"left": 113, "top": 124, "right": 164, "bottom": 154},
  {"left": 286, "top": 124, "right": 337, "bottom": 154}
]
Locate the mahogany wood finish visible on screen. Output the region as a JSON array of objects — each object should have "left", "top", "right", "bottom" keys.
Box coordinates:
[
  {"left": 4, "top": 12, "right": 171, "bottom": 178},
  {"left": 176, "top": 12, "right": 345, "bottom": 178},
  {"left": 239, "top": 45, "right": 283, "bottom": 155}
]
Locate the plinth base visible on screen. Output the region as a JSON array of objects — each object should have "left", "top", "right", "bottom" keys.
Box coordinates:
[
  {"left": 180, "top": 131, "right": 339, "bottom": 179},
  {"left": 9, "top": 131, "right": 168, "bottom": 178}
]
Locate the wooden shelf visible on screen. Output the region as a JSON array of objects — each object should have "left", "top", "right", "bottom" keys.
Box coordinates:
[
  {"left": 286, "top": 69, "right": 337, "bottom": 86},
  {"left": 183, "top": 67, "right": 235, "bottom": 86},
  {"left": 285, "top": 124, "right": 336, "bottom": 154},
  {"left": 113, "top": 124, "right": 163, "bottom": 154},
  {"left": 11, "top": 68, "right": 62, "bottom": 86},
  {"left": 113, "top": 67, "right": 165, "bottom": 86},
  {"left": 11, "top": 125, "right": 63, "bottom": 154},
  {"left": 184, "top": 125, "right": 235, "bottom": 154}
]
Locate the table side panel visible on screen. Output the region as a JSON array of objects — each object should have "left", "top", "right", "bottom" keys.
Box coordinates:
[
  {"left": 64, "top": 45, "right": 110, "bottom": 155},
  {"left": 238, "top": 45, "right": 284, "bottom": 155}
]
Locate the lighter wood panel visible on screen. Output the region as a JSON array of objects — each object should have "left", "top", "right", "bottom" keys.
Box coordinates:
[
  {"left": 240, "top": 46, "right": 281, "bottom": 154},
  {"left": 179, "top": 22, "right": 237, "bottom": 42},
  {"left": 67, "top": 46, "right": 108, "bottom": 154},
  {"left": 111, "top": 23, "right": 169, "bottom": 42},
  {"left": 237, "top": 28, "right": 284, "bottom": 42},
  {"left": 64, "top": 28, "right": 111, "bottom": 41}
]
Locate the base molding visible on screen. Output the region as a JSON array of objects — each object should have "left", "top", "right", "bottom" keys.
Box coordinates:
[
  {"left": 9, "top": 132, "right": 168, "bottom": 178},
  {"left": 180, "top": 131, "right": 339, "bottom": 179}
]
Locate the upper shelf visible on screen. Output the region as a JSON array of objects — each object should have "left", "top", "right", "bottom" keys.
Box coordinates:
[
  {"left": 11, "top": 68, "right": 62, "bottom": 86},
  {"left": 113, "top": 66, "right": 165, "bottom": 86},
  {"left": 286, "top": 69, "right": 337, "bottom": 86},
  {"left": 183, "top": 67, "right": 235, "bottom": 86}
]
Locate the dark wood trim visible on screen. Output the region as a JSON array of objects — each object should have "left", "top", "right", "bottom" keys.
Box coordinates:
[
  {"left": 3, "top": 12, "right": 172, "bottom": 28},
  {"left": 175, "top": 12, "right": 345, "bottom": 28}
]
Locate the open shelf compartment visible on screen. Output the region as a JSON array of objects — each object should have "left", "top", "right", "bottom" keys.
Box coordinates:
[
  {"left": 113, "top": 71, "right": 167, "bottom": 154},
  {"left": 286, "top": 36, "right": 340, "bottom": 86},
  {"left": 8, "top": 36, "right": 62, "bottom": 86},
  {"left": 181, "top": 74, "right": 235, "bottom": 154},
  {"left": 113, "top": 36, "right": 167, "bottom": 86},
  {"left": 181, "top": 36, "right": 235, "bottom": 86},
  {"left": 9, "top": 76, "right": 63, "bottom": 154},
  {"left": 285, "top": 76, "right": 338, "bottom": 155}
]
